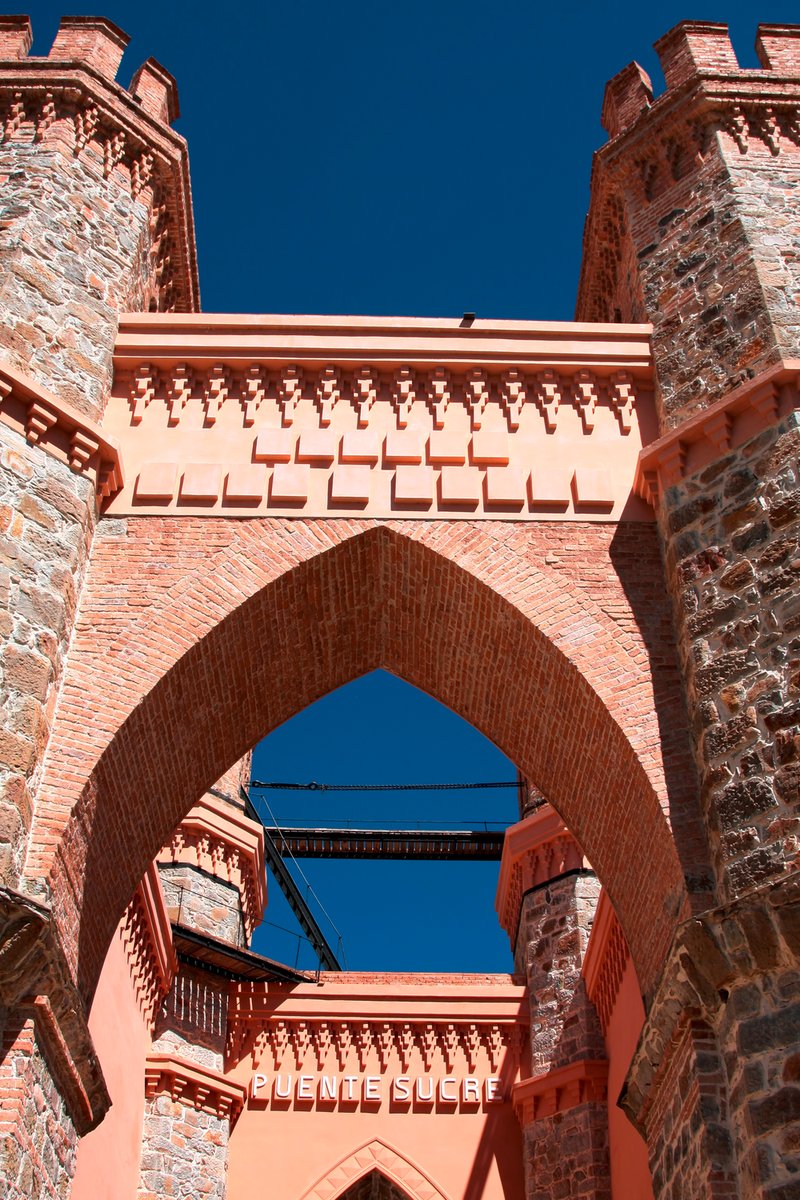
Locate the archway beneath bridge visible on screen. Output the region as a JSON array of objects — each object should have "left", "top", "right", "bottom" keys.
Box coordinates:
[{"left": 31, "top": 518, "right": 700, "bottom": 1004}]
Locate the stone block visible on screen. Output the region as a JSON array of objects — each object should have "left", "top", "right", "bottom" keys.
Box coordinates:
[
  {"left": 393, "top": 466, "right": 434, "bottom": 506},
  {"left": 529, "top": 468, "right": 570, "bottom": 506},
  {"left": 439, "top": 467, "right": 481, "bottom": 506},
  {"left": 330, "top": 465, "right": 371, "bottom": 504},
  {"left": 136, "top": 463, "right": 177, "bottom": 501},
  {"left": 269, "top": 464, "right": 309, "bottom": 503},
  {"left": 253, "top": 429, "right": 295, "bottom": 463},
  {"left": 428, "top": 432, "right": 468, "bottom": 463},
  {"left": 180, "top": 465, "right": 221, "bottom": 502},
  {"left": 340, "top": 431, "right": 380, "bottom": 463},
  {"left": 383, "top": 429, "right": 425, "bottom": 463},
  {"left": 224, "top": 465, "right": 266, "bottom": 503},
  {"left": 470, "top": 431, "right": 509, "bottom": 464},
  {"left": 296, "top": 430, "right": 337, "bottom": 463},
  {"left": 484, "top": 467, "right": 527, "bottom": 506}
]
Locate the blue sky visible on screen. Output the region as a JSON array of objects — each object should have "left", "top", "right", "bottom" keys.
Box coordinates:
[{"left": 28, "top": 0, "right": 798, "bottom": 969}]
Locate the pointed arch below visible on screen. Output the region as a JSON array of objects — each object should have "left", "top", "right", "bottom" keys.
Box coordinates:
[
  {"left": 301, "top": 1139, "right": 453, "bottom": 1200},
  {"left": 33, "top": 518, "right": 698, "bottom": 1003}
]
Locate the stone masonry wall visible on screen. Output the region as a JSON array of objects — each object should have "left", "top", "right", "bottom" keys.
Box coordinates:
[
  {"left": 0, "top": 426, "right": 95, "bottom": 890},
  {"left": 515, "top": 871, "right": 611, "bottom": 1200},
  {"left": 662, "top": 412, "right": 800, "bottom": 904},
  {"left": 0, "top": 1014, "right": 78, "bottom": 1200},
  {"left": 137, "top": 1093, "right": 229, "bottom": 1200},
  {"left": 0, "top": 141, "right": 156, "bottom": 420},
  {"left": 159, "top": 863, "right": 245, "bottom": 948},
  {"left": 522, "top": 1102, "right": 610, "bottom": 1200}
]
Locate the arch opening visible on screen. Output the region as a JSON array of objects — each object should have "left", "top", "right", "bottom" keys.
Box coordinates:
[
  {"left": 248, "top": 669, "right": 519, "bottom": 972},
  {"left": 41, "top": 524, "right": 690, "bottom": 1003}
]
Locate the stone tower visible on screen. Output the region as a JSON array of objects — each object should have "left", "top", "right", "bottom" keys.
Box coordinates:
[
  {"left": 580, "top": 22, "right": 800, "bottom": 1198},
  {"left": 0, "top": 16, "right": 197, "bottom": 1194}
]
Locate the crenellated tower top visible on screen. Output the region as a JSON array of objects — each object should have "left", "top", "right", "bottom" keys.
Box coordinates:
[
  {"left": 0, "top": 14, "right": 198, "bottom": 417},
  {"left": 578, "top": 20, "right": 800, "bottom": 429}
]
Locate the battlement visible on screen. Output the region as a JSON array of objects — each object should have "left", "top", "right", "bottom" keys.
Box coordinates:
[
  {"left": 0, "top": 15, "right": 179, "bottom": 122},
  {"left": 602, "top": 20, "right": 800, "bottom": 138}
]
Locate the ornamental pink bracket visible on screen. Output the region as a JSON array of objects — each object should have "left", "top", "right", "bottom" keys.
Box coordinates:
[
  {"left": 242, "top": 366, "right": 267, "bottom": 427},
  {"left": 499, "top": 369, "right": 526, "bottom": 431},
  {"left": 609, "top": 370, "right": 636, "bottom": 434},
  {"left": 26, "top": 399, "right": 58, "bottom": 445},
  {"left": 533, "top": 369, "right": 561, "bottom": 432},
  {"left": 354, "top": 367, "right": 378, "bottom": 428},
  {"left": 392, "top": 367, "right": 416, "bottom": 429},
  {"left": 466, "top": 369, "right": 490, "bottom": 430},
  {"left": 397, "top": 1023, "right": 414, "bottom": 1071},
  {"left": 204, "top": 363, "right": 230, "bottom": 426},
  {"left": 316, "top": 365, "right": 342, "bottom": 427},
  {"left": 167, "top": 363, "right": 193, "bottom": 426},
  {"left": 336, "top": 1023, "right": 353, "bottom": 1071},
  {"left": 314, "top": 1023, "right": 333, "bottom": 1069},
  {"left": 572, "top": 369, "right": 598, "bottom": 433},
  {"left": 427, "top": 368, "right": 451, "bottom": 429},
  {"left": 130, "top": 362, "right": 156, "bottom": 425},
  {"left": 279, "top": 365, "right": 303, "bottom": 427}
]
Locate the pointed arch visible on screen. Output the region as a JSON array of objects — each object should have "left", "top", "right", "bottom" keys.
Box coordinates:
[
  {"left": 301, "top": 1139, "right": 452, "bottom": 1200},
  {"left": 31, "top": 519, "right": 699, "bottom": 1002}
]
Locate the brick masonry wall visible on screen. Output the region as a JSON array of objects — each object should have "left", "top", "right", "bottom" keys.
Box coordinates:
[
  {"left": 0, "top": 1014, "right": 78, "bottom": 1199},
  {"left": 0, "top": 426, "right": 95, "bottom": 889},
  {"left": 137, "top": 1094, "right": 229, "bottom": 1200},
  {"left": 36, "top": 515, "right": 699, "bottom": 1005},
  {"left": 159, "top": 863, "right": 244, "bottom": 948},
  {"left": 661, "top": 414, "right": 800, "bottom": 903}
]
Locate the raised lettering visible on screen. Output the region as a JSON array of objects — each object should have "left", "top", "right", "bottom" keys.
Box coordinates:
[
  {"left": 393, "top": 1076, "right": 411, "bottom": 1102},
  {"left": 439, "top": 1077, "right": 457, "bottom": 1102},
  {"left": 320, "top": 1076, "right": 338, "bottom": 1100}
]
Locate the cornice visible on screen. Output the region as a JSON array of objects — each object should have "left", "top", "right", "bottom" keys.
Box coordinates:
[
  {"left": 495, "top": 807, "right": 589, "bottom": 939},
  {"left": 0, "top": 359, "right": 124, "bottom": 502},
  {"left": 144, "top": 1052, "right": 247, "bottom": 1126},
  {"left": 512, "top": 1059, "right": 609, "bottom": 1125},
  {"left": 634, "top": 360, "right": 800, "bottom": 505}
]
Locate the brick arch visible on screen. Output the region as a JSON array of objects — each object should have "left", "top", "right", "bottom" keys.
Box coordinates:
[
  {"left": 35, "top": 519, "right": 692, "bottom": 1004},
  {"left": 300, "top": 1138, "right": 452, "bottom": 1200}
]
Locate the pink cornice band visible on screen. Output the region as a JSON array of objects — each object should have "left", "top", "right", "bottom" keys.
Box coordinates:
[{"left": 512, "top": 1059, "right": 609, "bottom": 1125}]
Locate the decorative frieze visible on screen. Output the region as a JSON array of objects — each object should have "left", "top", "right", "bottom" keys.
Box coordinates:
[
  {"left": 495, "top": 806, "right": 588, "bottom": 941},
  {"left": 105, "top": 316, "right": 656, "bottom": 521},
  {"left": 120, "top": 862, "right": 177, "bottom": 1030},
  {"left": 159, "top": 792, "right": 266, "bottom": 941},
  {"left": 581, "top": 889, "right": 630, "bottom": 1037}
]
